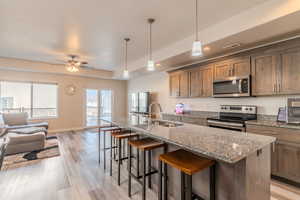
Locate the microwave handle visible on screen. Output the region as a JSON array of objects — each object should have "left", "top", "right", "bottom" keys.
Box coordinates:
[{"left": 239, "top": 79, "right": 242, "bottom": 93}]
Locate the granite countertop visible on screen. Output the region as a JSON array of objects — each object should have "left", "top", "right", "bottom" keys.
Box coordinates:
[
  {"left": 162, "top": 111, "right": 218, "bottom": 119},
  {"left": 246, "top": 120, "right": 300, "bottom": 130},
  {"left": 101, "top": 116, "right": 276, "bottom": 164}
]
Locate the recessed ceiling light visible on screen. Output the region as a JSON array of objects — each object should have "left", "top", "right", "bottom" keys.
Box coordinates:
[{"left": 203, "top": 46, "right": 211, "bottom": 51}]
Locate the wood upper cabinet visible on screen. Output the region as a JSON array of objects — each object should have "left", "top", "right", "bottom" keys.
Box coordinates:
[
  {"left": 214, "top": 61, "right": 232, "bottom": 80},
  {"left": 252, "top": 46, "right": 300, "bottom": 96},
  {"left": 169, "top": 73, "right": 180, "bottom": 97},
  {"left": 189, "top": 68, "right": 201, "bottom": 97},
  {"left": 251, "top": 54, "right": 278, "bottom": 96},
  {"left": 231, "top": 57, "right": 251, "bottom": 77},
  {"left": 169, "top": 71, "right": 189, "bottom": 97},
  {"left": 278, "top": 47, "right": 300, "bottom": 95},
  {"left": 179, "top": 71, "right": 189, "bottom": 97},
  {"left": 214, "top": 57, "right": 250, "bottom": 80},
  {"left": 200, "top": 65, "right": 213, "bottom": 97}
]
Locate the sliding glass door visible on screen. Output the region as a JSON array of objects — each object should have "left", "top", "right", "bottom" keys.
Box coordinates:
[{"left": 86, "top": 89, "right": 112, "bottom": 127}]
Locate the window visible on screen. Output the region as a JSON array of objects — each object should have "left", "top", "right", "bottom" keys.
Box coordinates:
[
  {"left": 0, "top": 81, "right": 58, "bottom": 119},
  {"left": 86, "top": 89, "right": 113, "bottom": 126}
]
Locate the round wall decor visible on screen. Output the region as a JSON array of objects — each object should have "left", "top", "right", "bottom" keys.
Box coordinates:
[{"left": 65, "top": 84, "right": 77, "bottom": 96}]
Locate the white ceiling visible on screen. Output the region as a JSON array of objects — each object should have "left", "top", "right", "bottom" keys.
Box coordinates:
[{"left": 0, "top": 0, "right": 267, "bottom": 71}]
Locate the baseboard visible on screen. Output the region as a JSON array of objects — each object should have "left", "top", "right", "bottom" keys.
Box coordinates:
[
  {"left": 272, "top": 175, "right": 300, "bottom": 188},
  {"left": 48, "top": 127, "right": 86, "bottom": 134}
]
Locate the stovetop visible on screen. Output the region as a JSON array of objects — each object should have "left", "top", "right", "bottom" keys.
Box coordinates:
[{"left": 207, "top": 116, "right": 248, "bottom": 124}]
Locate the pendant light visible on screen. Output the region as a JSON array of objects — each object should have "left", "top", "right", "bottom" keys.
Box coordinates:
[
  {"left": 192, "top": 0, "right": 203, "bottom": 57},
  {"left": 123, "top": 38, "right": 130, "bottom": 79},
  {"left": 147, "top": 18, "right": 155, "bottom": 71}
]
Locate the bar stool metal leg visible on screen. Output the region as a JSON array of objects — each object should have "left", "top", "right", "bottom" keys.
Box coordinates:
[
  {"left": 103, "top": 132, "right": 106, "bottom": 170},
  {"left": 181, "top": 172, "right": 185, "bottom": 200},
  {"left": 158, "top": 160, "right": 163, "bottom": 200},
  {"left": 118, "top": 138, "right": 122, "bottom": 185},
  {"left": 164, "top": 162, "right": 168, "bottom": 200},
  {"left": 148, "top": 150, "right": 152, "bottom": 189},
  {"left": 110, "top": 133, "right": 113, "bottom": 176},
  {"left": 142, "top": 150, "right": 146, "bottom": 200},
  {"left": 128, "top": 142, "right": 132, "bottom": 197},
  {"left": 186, "top": 175, "right": 192, "bottom": 200},
  {"left": 98, "top": 128, "right": 101, "bottom": 164},
  {"left": 210, "top": 164, "right": 216, "bottom": 200}
]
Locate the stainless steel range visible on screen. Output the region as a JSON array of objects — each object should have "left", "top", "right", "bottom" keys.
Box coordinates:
[{"left": 207, "top": 105, "right": 257, "bottom": 132}]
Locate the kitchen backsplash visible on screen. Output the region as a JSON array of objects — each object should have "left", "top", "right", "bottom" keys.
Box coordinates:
[{"left": 128, "top": 71, "right": 300, "bottom": 116}]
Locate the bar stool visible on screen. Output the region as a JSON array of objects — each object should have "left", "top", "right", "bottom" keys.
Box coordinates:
[
  {"left": 98, "top": 126, "right": 121, "bottom": 169},
  {"left": 128, "top": 138, "right": 166, "bottom": 200},
  {"left": 158, "top": 149, "right": 216, "bottom": 200},
  {"left": 110, "top": 130, "right": 139, "bottom": 185}
]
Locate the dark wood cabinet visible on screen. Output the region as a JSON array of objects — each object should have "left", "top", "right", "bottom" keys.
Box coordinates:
[{"left": 246, "top": 124, "right": 300, "bottom": 184}]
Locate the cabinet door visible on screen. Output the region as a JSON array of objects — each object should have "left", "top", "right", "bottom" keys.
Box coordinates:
[
  {"left": 169, "top": 73, "right": 180, "bottom": 97},
  {"left": 214, "top": 62, "right": 232, "bottom": 80},
  {"left": 276, "top": 142, "right": 300, "bottom": 183},
  {"left": 189, "top": 69, "right": 201, "bottom": 97},
  {"left": 179, "top": 71, "right": 189, "bottom": 97},
  {"left": 251, "top": 54, "right": 278, "bottom": 96},
  {"left": 200, "top": 66, "right": 213, "bottom": 97},
  {"left": 232, "top": 57, "right": 251, "bottom": 77},
  {"left": 278, "top": 48, "right": 300, "bottom": 94}
]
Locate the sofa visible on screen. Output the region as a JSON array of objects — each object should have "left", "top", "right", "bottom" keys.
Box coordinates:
[{"left": 1, "top": 113, "right": 48, "bottom": 155}]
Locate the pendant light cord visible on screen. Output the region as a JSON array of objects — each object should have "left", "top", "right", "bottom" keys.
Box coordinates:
[
  {"left": 149, "top": 21, "right": 152, "bottom": 60},
  {"left": 195, "top": 0, "right": 199, "bottom": 41},
  {"left": 125, "top": 40, "right": 128, "bottom": 70}
]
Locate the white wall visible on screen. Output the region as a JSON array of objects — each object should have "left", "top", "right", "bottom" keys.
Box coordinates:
[
  {"left": 128, "top": 71, "right": 298, "bottom": 116},
  {"left": 0, "top": 69, "right": 127, "bottom": 133}
]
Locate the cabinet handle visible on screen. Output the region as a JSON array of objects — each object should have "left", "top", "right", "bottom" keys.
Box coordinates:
[
  {"left": 278, "top": 83, "right": 281, "bottom": 92},
  {"left": 273, "top": 84, "right": 275, "bottom": 92}
]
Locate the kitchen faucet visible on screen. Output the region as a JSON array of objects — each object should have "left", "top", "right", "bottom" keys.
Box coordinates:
[{"left": 148, "top": 102, "right": 163, "bottom": 119}]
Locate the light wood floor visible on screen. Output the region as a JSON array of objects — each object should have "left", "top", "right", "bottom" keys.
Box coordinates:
[{"left": 0, "top": 130, "right": 300, "bottom": 200}]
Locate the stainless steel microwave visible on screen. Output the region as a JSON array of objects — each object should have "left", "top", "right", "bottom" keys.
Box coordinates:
[
  {"left": 213, "top": 76, "right": 250, "bottom": 98},
  {"left": 287, "top": 98, "right": 300, "bottom": 124}
]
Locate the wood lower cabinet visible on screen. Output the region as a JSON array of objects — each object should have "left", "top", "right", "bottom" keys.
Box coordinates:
[
  {"left": 276, "top": 141, "right": 300, "bottom": 183},
  {"left": 246, "top": 124, "right": 300, "bottom": 184}
]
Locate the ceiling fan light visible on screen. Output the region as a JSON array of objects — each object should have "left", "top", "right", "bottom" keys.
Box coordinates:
[
  {"left": 66, "top": 64, "right": 79, "bottom": 72},
  {"left": 192, "top": 40, "right": 203, "bottom": 57},
  {"left": 147, "top": 60, "right": 155, "bottom": 71},
  {"left": 123, "top": 69, "right": 129, "bottom": 79}
]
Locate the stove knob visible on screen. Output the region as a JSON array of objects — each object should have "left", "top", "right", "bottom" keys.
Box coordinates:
[{"left": 249, "top": 108, "right": 253, "bottom": 111}]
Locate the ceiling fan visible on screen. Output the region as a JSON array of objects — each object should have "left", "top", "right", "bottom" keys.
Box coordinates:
[{"left": 64, "top": 55, "right": 94, "bottom": 72}]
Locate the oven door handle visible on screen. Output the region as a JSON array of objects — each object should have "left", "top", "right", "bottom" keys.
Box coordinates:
[{"left": 207, "top": 120, "right": 244, "bottom": 127}]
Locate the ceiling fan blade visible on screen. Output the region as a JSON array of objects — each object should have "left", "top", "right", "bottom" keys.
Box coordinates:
[{"left": 80, "top": 65, "right": 95, "bottom": 70}]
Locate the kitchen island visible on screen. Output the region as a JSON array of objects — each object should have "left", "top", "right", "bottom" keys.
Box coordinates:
[{"left": 101, "top": 116, "right": 276, "bottom": 200}]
